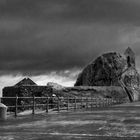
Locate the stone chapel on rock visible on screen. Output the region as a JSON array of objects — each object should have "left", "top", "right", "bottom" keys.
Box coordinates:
[{"left": 75, "top": 47, "right": 140, "bottom": 101}]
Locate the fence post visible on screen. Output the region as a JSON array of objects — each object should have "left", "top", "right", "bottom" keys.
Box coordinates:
[
  {"left": 101, "top": 98, "right": 103, "bottom": 107},
  {"left": 104, "top": 98, "right": 107, "bottom": 107},
  {"left": 112, "top": 99, "right": 115, "bottom": 105},
  {"left": 15, "top": 95, "right": 18, "bottom": 117},
  {"left": 98, "top": 98, "right": 101, "bottom": 108},
  {"left": 109, "top": 99, "right": 111, "bottom": 106},
  {"left": 32, "top": 95, "right": 35, "bottom": 115},
  {"left": 74, "top": 96, "right": 77, "bottom": 110},
  {"left": 67, "top": 96, "right": 69, "bottom": 111},
  {"left": 110, "top": 99, "right": 112, "bottom": 105},
  {"left": 107, "top": 98, "right": 109, "bottom": 106},
  {"left": 96, "top": 98, "right": 99, "bottom": 108},
  {"left": 110, "top": 99, "right": 111, "bottom": 105},
  {"left": 57, "top": 97, "right": 60, "bottom": 112},
  {"left": 90, "top": 97, "right": 92, "bottom": 110},
  {"left": 96, "top": 98, "right": 98, "bottom": 108},
  {"left": 86, "top": 97, "right": 88, "bottom": 109},
  {"left": 46, "top": 97, "right": 49, "bottom": 113},
  {"left": 81, "top": 96, "right": 83, "bottom": 109}
]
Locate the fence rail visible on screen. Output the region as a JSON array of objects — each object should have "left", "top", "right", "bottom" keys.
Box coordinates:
[{"left": 0, "top": 96, "right": 125, "bottom": 117}]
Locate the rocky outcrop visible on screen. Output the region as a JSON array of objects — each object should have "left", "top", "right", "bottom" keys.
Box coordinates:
[
  {"left": 75, "top": 52, "right": 126, "bottom": 86},
  {"left": 74, "top": 50, "right": 140, "bottom": 101}
]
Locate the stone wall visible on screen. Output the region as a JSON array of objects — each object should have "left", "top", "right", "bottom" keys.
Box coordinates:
[
  {"left": 60, "top": 86, "right": 129, "bottom": 101},
  {"left": 2, "top": 85, "right": 53, "bottom": 110}
]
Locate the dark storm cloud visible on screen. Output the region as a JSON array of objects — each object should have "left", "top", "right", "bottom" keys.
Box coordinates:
[
  {"left": 0, "top": 0, "right": 140, "bottom": 75},
  {"left": 1, "top": 0, "right": 140, "bottom": 24}
]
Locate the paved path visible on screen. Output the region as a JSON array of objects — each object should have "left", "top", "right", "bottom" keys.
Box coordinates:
[{"left": 1, "top": 102, "right": 140, "bottom": 140}]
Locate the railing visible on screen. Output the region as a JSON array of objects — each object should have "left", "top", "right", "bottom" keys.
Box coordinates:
[{"left": 0, "top": 96, "right": 125, "bottom": 117}]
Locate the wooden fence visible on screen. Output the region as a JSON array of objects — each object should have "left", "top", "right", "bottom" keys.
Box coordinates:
[{"left": 0, "top": 96, "right": 125, "bottom": 117}]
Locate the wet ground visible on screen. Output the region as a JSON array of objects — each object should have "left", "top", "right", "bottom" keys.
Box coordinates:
[{"left": 1, "top": 102, "right": 140, "bottom": 140}]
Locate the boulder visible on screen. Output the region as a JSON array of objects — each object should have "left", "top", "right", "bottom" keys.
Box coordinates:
[{"left": 75, "top": 52, "right": 126, "bottom": 86}]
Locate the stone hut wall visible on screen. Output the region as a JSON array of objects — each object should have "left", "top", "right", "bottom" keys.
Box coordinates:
[{"left": 2, "top": 85, "right": 53, "bottom": 111}]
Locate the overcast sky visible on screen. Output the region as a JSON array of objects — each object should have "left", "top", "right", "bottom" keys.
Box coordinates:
[{"left": 1, "top": 0, "right": 140, "bottom": 96}]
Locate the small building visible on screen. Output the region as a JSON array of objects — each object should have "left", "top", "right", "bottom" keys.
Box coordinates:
[
  {"left": 2, "top": 78, "right": 53, "bottom": 110},
  {"left": 3, "top": 78, "right": 52, "bottom": 97}
]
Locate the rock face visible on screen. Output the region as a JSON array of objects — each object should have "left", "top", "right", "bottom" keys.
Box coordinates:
[
  {"left": 75, "top": 48, "right": 140, "bottom": 101},
  {"left": 75, "top": 52, "right": 126, "bottom": 86}
]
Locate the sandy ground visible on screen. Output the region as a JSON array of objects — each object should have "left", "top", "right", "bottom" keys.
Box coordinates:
[{"left": 1, "top": 102, "right": 140, "bottom": 140}]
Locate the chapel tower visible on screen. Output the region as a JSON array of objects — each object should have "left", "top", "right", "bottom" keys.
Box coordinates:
[{"left": 124, "top": 47, "right": 135, "bottom": 68}]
